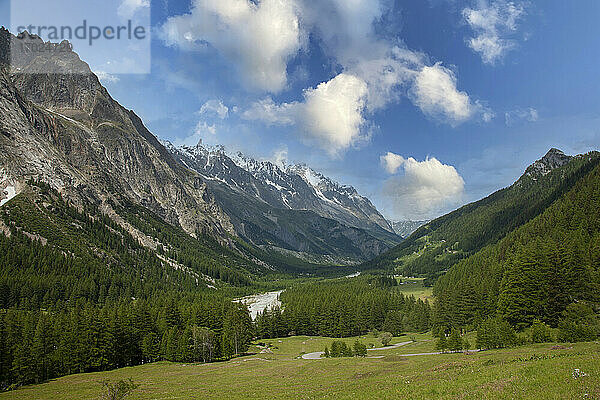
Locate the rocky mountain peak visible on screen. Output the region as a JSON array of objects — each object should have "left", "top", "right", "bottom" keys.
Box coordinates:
[
  {"left": 525, "top": 148, "right": 573, "bottom": 180},
  {"left": 165, "top": 141, "right": 396, "bottom": 235},
  {"left": 541, "top": 148, "right": 572, "bottom": 168},
  {"left": 0, "top": 31, "right": 235, "bottom": 240}
]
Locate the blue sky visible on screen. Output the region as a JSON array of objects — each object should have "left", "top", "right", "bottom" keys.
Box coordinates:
[{"left": 2, "top": 0, "right": 600, "bottom": 220}]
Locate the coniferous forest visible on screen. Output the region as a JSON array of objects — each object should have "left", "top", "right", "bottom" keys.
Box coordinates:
[
  {"left": 2, "top": 153, "right": 600, "bottom": 392},
  {"left": 432, "top": 157, "right": 600, "bottom": 336},
  {"left": 0, "top": 181, "right": 263, "bottom": 389},
  {"left": 255, "top": 277, "right": 431, "bottom": 339}
]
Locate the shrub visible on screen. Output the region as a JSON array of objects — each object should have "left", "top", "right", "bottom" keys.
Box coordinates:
[
  {"left": 530, "top": 320, "right": 553, "bottom": 343},
  {"left": 98, "top": 379, "right": 138, "bottom": 400},
  {"left": 380, "top": 332, "right": 393, "bottom": 346},
  {"left": 353, "top": 340, "right": 367, "bottom": 357}
]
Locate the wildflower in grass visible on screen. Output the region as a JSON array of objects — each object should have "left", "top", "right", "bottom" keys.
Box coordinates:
[{"left": 572, "top": 368, "right": 587, "bottom": 379}]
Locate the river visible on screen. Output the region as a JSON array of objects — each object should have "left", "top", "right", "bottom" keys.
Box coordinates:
[{"left": 237, "top": 290, "right": 284, "bottom": 320}]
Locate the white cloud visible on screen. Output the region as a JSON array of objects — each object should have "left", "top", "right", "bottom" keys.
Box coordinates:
[
  {"left": 300, "top": 73, "right": 369, "bottom": 155},
  {"left": 195, "top": 121, "right": 217, "bottom": 136},
  {"left": 349, "top": 46, "right": 423, "bottom": 113},
  {"left": 199, "top": 100, "right": 229, "bottom": 119},
  {"left": 271, "top": 147, "right": 289, "bottom": 168},
  {"left": 381, "top": 152, "right": 406, "bottom": 174},
  {"left": 94, "top": 71, "right": 120, "bottom": 84},
  {"left": 505, "top": 107, "right": 538, "bottom": 126},
  {"left": 463, "top": 0, "right": 526, "bottom": 64},
  {"left": 242, "top": 97, "right": 297, "bottom": 125},
  {"left": 161, "top": 0, "right": 305, "bottom": 93},
  {"left": 118, "top": 0, "right": 150, "bottom": 19},
  {"left": 163, "top": 0, "right": 491, "bottom": 156},
  {"left": 411, "top": 63, "right": 475, "bottom": 123},
  {"left": 244, "top": 73, "right": 370, "bottom": 156},
  {"left": 382, "top": 153, "right": 465, "bottom": 219}
]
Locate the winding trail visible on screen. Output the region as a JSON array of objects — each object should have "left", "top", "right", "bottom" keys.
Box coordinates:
[
  {"left": 302, "top": 340, "right": 413, "bottom": 360},
  {"left": 301, "top": 342, "right": 480, "bottom": 360}
]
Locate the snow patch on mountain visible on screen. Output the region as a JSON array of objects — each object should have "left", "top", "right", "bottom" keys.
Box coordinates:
[
  {"left": 164, "top": 141, "right": 396, "bottom": 235},
  {"left": 0, "top": 185, "right": 16, "bottom": 207}
]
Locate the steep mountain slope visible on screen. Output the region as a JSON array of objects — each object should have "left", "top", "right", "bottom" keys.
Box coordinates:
[
  {"left": 0, "top": 181, "right": 258, "bottom": 306},
  {"left": 0, "top": 29, "right": 234, "bottom": 240},
  {"left": 434, "top": 151, "right": 600, "bottom": 329},
  {"left": 165, "top": 142, "right": 400, "bottom": 263},
  {"left": 0, "top": 29, "right": 395, "bottom": 271},
  {"left": 364, "top": 149, "right": 600, "bottom": 279},
  {"left": 0, "top": 29, "right": 277, "bottom": 290}
]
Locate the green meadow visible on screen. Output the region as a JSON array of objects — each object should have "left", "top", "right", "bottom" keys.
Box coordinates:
[{"left": 3, "top": 334, "right": 598, "bottom": 400}]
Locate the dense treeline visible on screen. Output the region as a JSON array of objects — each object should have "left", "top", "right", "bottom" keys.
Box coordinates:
[
  {"left": 433, "top": 159, "right": 600, "bottom": 337},
  {"left": 0, "top": 182, "right": 259, "bottom": 310},
  {"left": 255, "top": 277, "right": 431, "bottom": 339},
  {"left": 0, "top": 296, "right": 252, "bottom": 390},
  {"left": 0, "top": 182, "right": 262, "bottom": 390},
  {"left": 365, "top": 152, "right": 600, "bottom": 281}
]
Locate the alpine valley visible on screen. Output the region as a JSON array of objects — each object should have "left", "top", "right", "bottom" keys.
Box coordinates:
[{"left": 1, "top": 21, "right": 599, "bottom": 400}]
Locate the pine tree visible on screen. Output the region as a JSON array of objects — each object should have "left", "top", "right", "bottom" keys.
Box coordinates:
[{"left": 447, "top": 328, "right": 463, "bottom": 352}]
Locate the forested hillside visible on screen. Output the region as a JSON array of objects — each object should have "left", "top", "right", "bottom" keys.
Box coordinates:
[
  {"left": 364, "top": 150, "right": 600, "bottom": 283},
  {"left": 0, "top": 180, "right": 262, "bottom": 308},
  {"left": 0, "top": 181, "right": 264, "bottom": 389},
  {"left": 433, "top": 153, "right": 600, "bottom": 334}
]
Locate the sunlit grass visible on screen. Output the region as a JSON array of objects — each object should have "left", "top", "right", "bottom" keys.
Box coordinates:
[{"left": 3, "top": 337, "right": 598, "bottom": 400}]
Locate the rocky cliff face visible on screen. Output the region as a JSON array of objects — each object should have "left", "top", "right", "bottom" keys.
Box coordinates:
[
  {"left": 165, "top": 142, "right": 400, "bottom": 263},
  {"left": 390, "top": 220, "right": 429, "bottom": 238},
  {"left": 524, "top": 148, "right": 573, "bottom": 180},
  {"left": 167, "top": 142, "right": 394, "bottom": 234},
  {"left": 0, "top": 29, "right": 234, "bottom": 239}
]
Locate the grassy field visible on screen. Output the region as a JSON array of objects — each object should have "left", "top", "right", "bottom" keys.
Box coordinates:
[
  {"left": 3, "top": 335, "right": 599, "bottom": 400},
  {"left": 396, "top": 277, "right": 433, "bottom": 301}
]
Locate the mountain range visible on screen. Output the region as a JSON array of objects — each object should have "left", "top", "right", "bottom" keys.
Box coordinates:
[
  {"left": 390, "top": 220, "right": 429, "bottom": 238},
  {"left": 164, "top": 142, "right": 399, "bottom": 264},
  {"left": 0, "top": 29, "right": 398, "bottom": 276}
]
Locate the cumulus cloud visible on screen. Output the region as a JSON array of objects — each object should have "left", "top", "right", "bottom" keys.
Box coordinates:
[
  {"left": 408, "top": 62, "right": 495, "bottom": 124},
  {"left": 243, "top": 73, "right": 370, "bottom": 156},
  {"left": 463, "top": 0, "right": 526, "bottom": 64},
  {"left": 381, "top": 153, "right": 465, "bottom": 219},
  {"left": 118, "top": 0, "right": 150, "bottom": 19},
  {"left": 410, "top": 63, "right": 474, "bottom": 123},
  {"left": 381, "top": 152, "right": 406, "bottom": 174},
  {"left": 299, "top": 73, "right": 369, "bottom": 154},
  {"left": 160, "top": 0, "right": 304, "bottom": 93},
  {"left": 199, "top": 100, "right": 229, "bottom": 119},
  {"left": 505, "top": 107, "right": 538, "bottom": 126},
  {"left": 162, "top": 0, "right": 491, "bottom": 157}
]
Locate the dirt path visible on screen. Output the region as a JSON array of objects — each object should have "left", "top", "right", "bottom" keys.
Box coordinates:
[
  {"left": 301, "top": 342, "right": 480, "bottom": 359},
  {"left": 301, "top": 340, "right": 413, "bottom": 360}
]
